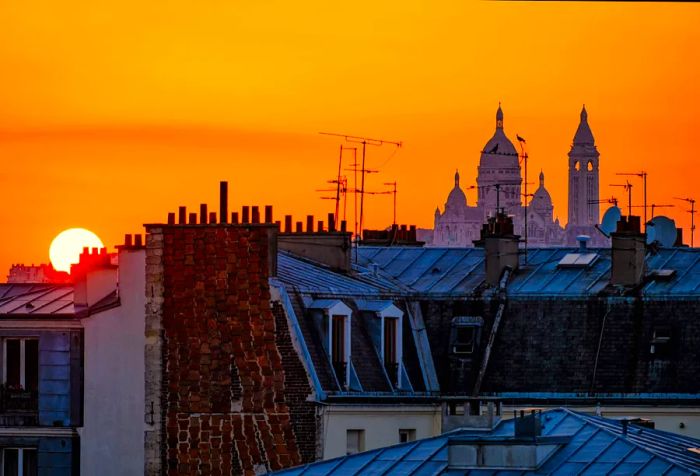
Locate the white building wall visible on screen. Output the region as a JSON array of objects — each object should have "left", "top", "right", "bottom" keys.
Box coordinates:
[
  {"left": 320, "top": 405, "right": 441, "bottom": 459},
  {"left": 79, "top": 248, "right": 146, "bottom": 476}
]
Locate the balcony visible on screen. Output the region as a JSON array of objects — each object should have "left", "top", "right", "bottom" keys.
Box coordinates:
[{"left": 0, "top": 386, "right": 38, "bottom": 426}]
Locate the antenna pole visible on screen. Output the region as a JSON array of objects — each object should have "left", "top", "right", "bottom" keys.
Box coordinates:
[
  {"left": 335, "top": 145, "right": 343, "bottom": 224},
  {"left": 359, "top": 140, "right": 367, "bottom": 240},
  {"left": 384, "top": 181, "right": 397, "bottom": 225}
]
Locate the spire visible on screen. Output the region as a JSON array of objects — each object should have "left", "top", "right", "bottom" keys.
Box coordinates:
[
  {"left": 454, "top": 169, "right": 460, "bottom": 187},
  {"left": 539, "top": 169, "right": 544, "bottom": 186},
  {"left": 496, "top": 103, "right": 504, "bottom": 129},
  {"left": 573, "top": 104, "right": 595, "bottom": 145}
]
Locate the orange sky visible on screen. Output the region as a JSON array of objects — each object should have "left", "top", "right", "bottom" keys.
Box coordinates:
[{"left": 1, "top": 1, "right": 699, "bottom": 277}]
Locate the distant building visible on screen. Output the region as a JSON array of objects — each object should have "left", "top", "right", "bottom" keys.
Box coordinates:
[
  {"left": 432, "top": 105, "right": 606, "bottom": 247},
  {"left": 6, "top": 263, "right": 70, "bottom": 284}
]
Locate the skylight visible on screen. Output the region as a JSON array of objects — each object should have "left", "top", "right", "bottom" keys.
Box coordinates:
[{"left": 557, "top": 253, "right": 598, "bottom": 268}]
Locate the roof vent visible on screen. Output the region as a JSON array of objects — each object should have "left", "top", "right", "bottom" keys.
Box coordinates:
[{"left": 576, "top": 235, "right": 590, "bottom": 251}]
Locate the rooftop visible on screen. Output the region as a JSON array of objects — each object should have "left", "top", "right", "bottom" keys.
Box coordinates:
[{"left": 269, "top": 409, "right": 700, "bottom": 475}]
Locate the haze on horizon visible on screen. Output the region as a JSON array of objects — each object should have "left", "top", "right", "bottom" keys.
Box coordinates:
[{"left": 1, "top": 0, "right": 699, "bottom": 275}]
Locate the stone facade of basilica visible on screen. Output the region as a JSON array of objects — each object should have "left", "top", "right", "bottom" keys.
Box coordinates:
[{"left": 431, "top": 105, "right": 605, "bottom": 247}]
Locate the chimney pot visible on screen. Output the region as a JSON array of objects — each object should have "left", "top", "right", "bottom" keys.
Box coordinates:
[
  {"left": 200, "top": 204, "right": 208, "bottom": 224},
  {"left": 265, "top": 205, "right": 273, "bottom": 224},
  {"left": 576, "top": 235, "right": 590, "bottom": 250},
  {"left": 328, "top": 213, "right": 336, "bottom": 232},
  {"left": 252, "top": 206, "right": 260, "bottom": 224},
  {"left": 306, "top": 215, "right": 314, "bottom": 233},
  {"left": 220, "top": 181, "right": 228, "bottom": 224},
  {"left": 167, "top": 212, "right": 175, "bottom": 225},
  {"left": 231, "top": 212, "right": 239, "bottom": 225},
  {"left": 178, "top": 206, "right": 186, "bottom": 225},
  {"left": 296, "top": 221, "right": 303, "bottom": 233},
  {"left": 124, "top": 234, "right": 133, "bottom": 247},
  {"left": 318, "top": 220, "right": 324, "bottom": 232},
  {"left": 340, "top": 220, "right": 347, "bottom": 232},
  {"left": 208, "top": 212, "right": 217, "bottom": 224},
  {"left": 188, "top": 213, "right": 197, "bottom": 225},
  {"left": 135, "top": 234, "right": 143, "bottom": 247},
  {"left": 285, "top": 215, "right": 292, "bottom": 233},
  {"left": 242, "top": 206, "right": 250, "bottom": 224}
]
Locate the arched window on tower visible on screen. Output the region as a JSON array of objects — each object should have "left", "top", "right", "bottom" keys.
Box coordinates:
[
  {"left": 574, "top": 161, "right": 580, "bottom": 171},
  {"left": 587, "top": 161, "right": 594, "bottom": 172}
]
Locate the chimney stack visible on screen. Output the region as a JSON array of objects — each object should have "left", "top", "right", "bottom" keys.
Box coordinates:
[
  {"left": 611, "top": 215, "right": 646, "bottom": 287},
  {"left": 475, "top": 212, "right": 520, "bottom": 286},
  {"left": 219, "top": 181, "right": 228, "bottom": 224}
]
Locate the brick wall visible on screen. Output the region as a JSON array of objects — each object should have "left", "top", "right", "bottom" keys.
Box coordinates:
[
  {"left": 145, "top": 223, "right": 316, "bottom": 475},
  {"left": 419, "top": 296, "right": 700, "bottom": 396}
]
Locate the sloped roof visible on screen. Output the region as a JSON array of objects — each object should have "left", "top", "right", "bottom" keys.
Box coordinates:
[
  {"left": 352, "top": 246, "right": 700, "bottom": 298},
  {"left": 268, "top": 409, "right": 700, "bottom": 475},
  {"left": 0, "top": 284, "right": 75, "bottom": 316}
]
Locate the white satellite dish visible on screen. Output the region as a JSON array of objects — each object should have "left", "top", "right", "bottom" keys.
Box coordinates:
[
  {"left": 648, "top": 216, "right": 677, "bottom": 247},
  {"left": 599, "top": 206, "right": 622, "bottom": 236}
]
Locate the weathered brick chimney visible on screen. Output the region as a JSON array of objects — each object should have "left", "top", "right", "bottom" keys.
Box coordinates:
[
  {"left": 474, "top": 212, "right": 520, "bottom": 286},
  {"left": 611, "top": 215, "right": 646, "bottom": 287},
  {"left": 143, "top": 182, "right": 314, "bottom": 475}
]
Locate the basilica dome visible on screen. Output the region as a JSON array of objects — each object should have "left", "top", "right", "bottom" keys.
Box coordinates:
[
  {"left": 445, "top": 170, "right": 467, "bottom": 211},
  {"left": 479, "top": 105, "right": 520, "bottom": 168}
]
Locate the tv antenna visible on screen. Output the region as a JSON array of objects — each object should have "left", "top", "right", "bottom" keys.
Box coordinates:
[
  {"left": 589, "top": 197, "right": 619, "bottom": 207},
  {"left": 617, "top": 171, "right": 647, "bottom": 229},
  {"left": 610, "top": 181, "right": 633, "bottom": 217},
  {"left": 631, "top": 203, "right": 673, "bottom": 219},
  {"left": 320, "top": 132, "right": 402, "bottom": 240},
  {"left": 516, "top": 134, "right": 530, "bottom": 253},
  {"left": 674, "top": 196, "right": 696, "bottom": 247}
]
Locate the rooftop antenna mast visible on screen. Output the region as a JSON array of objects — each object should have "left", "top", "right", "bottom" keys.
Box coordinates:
[
  {"left": 384, "top": 181, "right": 397, "bottom": 225},
  {"left": 631, "top": 203, "right": 673, "bottom": 219},
  {"left": 320, "top": 132, "right": 402, "bottom": 241},
  {"left": 674, "top": 196, "right": 696, "bottom": 246},
  {"left": 516, "top": 134, "right": 529, "bottom": 256},
  {"left": 589, "top": 197, "right": 619, "bottom": 207},
  {"left": 610, "top": 181, "right": 633, "bottom": 217},
  {"left": 617, "top": 171, "right": 647, "bottom": 227}
]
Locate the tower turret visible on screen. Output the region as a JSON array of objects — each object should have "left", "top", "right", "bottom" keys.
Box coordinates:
[{"left": 567, "top": 105, "right": 600, "bottom": 227}]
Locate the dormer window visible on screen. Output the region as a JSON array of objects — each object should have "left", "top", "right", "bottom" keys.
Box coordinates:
[
  {"left": 383, "top": 317, "right": 399, "bottom": 386},
  {"left": 450, "top": 317, "right": 483, "bottom": 356},
  {"left": 308, "top": 300, "right": 353, "bottom": 389},
  {"left": 356, "top": 300, "right": 405, "bottom": 390},
  {"left": 331, "top": 315, "right": 348, "bottom": 386}
]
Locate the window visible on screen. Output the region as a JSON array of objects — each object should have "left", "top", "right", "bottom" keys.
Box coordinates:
[
  {"left": 453, "top": 326, "right": 476, "bottom": 354},
  {"left": 1, "top": 448, "right": 37, "bottom": 476},
  {"left": 2, "top": 338, "right": 38, "bottom": 413},
  {"left": 383, "top": 318, "right": 398, "bottom": 385},
  {"left": 346, "top": 429, "right": 364, "bottom": 455},
  {"left": 450, "top": 317, "right": 483, "bottom": 356},
  {"left": 3, "top": 338, "right": 38, "bottom": 392},
  {"left": 399, "top": 429, "right": 416, "bottom": 443},
  {"left": 331, "top": 316, "right": 347, "bottom": 386},
  {"left": 650, "top": 327, "right": 671, "bottom": 358}
]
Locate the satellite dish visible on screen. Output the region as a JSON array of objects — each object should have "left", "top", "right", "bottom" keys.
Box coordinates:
[
  {"left": 646, "top": 223, "right": 656, "bottom": 245},
  {"left": 600, "top": 206, "right": 622, "bottom": 236},
  {"left": 648, "top": 216, "right": 677, "bottom": 247}
]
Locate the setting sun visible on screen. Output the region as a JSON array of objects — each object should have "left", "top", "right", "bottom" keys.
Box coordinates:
[{"left": 49, "top": 228, "right": 104, "bottom": 273}]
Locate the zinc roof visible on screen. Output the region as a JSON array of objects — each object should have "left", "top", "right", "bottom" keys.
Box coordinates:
[{"left": 269, "top": 409, "right": 700, "bottom": 475}]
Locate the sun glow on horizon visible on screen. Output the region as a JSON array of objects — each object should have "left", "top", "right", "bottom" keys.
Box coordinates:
[{"left": 49, "top": 228, "right": 104, "bottom": 273}]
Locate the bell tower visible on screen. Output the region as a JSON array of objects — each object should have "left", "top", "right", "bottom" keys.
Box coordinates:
[{"left": 567, "top": 105, "right": 600, "bottom": 226}]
